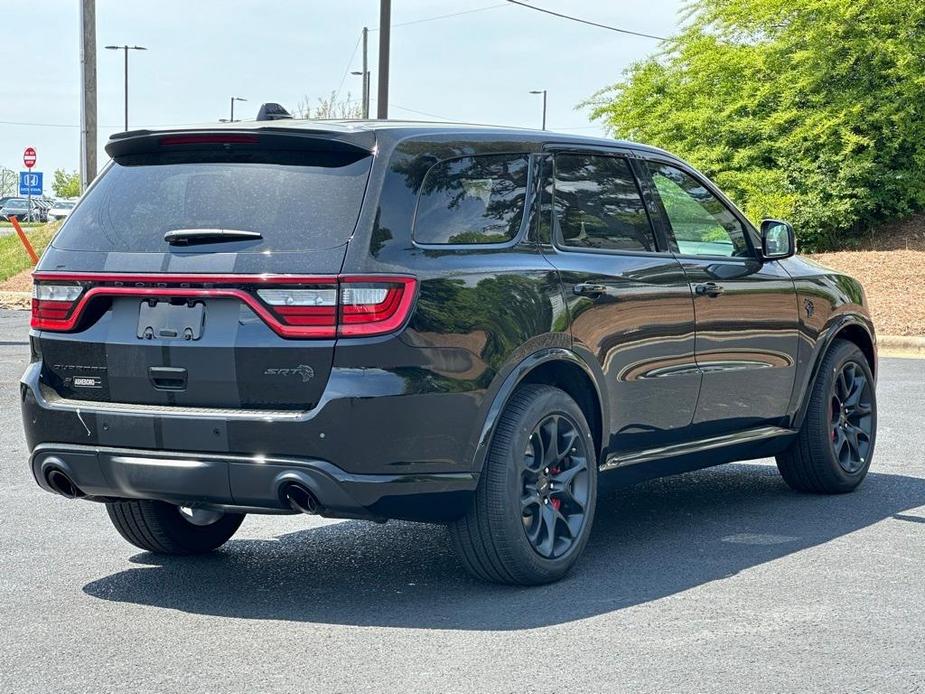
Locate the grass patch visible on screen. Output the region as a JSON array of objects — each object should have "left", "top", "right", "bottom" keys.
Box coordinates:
[
  {"left": 0, "top": 221, "right": 60, "bottom": 283},
  {"left": 0, "top": 221, "right": 46, "bottom": 228}
]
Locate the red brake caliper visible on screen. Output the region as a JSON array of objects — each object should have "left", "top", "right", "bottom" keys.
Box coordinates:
[{"left": 549, "top": 466, "right": 561, "bottom": 511}]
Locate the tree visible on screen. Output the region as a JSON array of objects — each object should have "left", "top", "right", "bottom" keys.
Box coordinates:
[
  {"left": 585, "top": 0, "right": 925, "bottom": 249},
  {"left": 52, "top": 169, "right": 81, "bottom": 198},
  {"left": 0, "top": 168, "right": 17, "bottom": 197},
  {"left": 292, "top": 91, "right": 362, "bottom": 120}
]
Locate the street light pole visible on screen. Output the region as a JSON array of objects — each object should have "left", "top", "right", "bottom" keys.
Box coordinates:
[
  {"left": 529, "top": 89, "right": 547, "bottom": 130},
  {"left": 361, "top": 26, "right": 369, "bottom": 119},
  {"left": 230, "top": 96, "right": 247, "bottom": 122},
  {"left": 105, "top": 44, "right": 146, "bottom": 131}
]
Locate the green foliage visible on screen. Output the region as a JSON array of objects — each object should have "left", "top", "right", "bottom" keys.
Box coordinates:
[
  {"left": 0, "top": 221, "right": 59, "bottom": 282},
  {"left": 52, "top": 169, "right": 81, "bottom": 199},
  {"left": 585, "top": 0, "right": 925, "bottom": 250}
]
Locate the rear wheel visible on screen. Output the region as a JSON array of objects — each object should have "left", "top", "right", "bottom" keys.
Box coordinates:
[
  {"left": 450, "top": 384, "right": 597, "bottom": 585},
  {"left": 106, "top": 500, "right": 245, "bottom": 554},
  {"left": 776, "top": 339, "right": 876, "bottom": 493}
]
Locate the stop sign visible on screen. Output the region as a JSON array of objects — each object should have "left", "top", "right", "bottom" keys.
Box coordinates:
[{"left": 23, "top": 147, "right": 36, "bottom": 169}]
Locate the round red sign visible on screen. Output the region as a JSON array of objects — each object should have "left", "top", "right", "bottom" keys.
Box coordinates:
[{"left": 23, "top": 147, "right": 36, "bottom": 169}]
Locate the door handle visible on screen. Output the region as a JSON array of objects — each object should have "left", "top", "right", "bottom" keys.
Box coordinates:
[
  {"left": 694, "top": 282, "right": 725, "bottom": 298},
  {"left": 148, "top": 366, "right": 188, "bottom": 391},
  {"left": 573, "top": 283, "right": 608, "bottom": 297}
]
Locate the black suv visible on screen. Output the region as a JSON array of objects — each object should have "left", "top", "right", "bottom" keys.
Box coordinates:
[{"left": 21, "top": 116, "right": 877, "bottom": 585}]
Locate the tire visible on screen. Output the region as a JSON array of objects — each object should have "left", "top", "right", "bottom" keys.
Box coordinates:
[
  {"left": 450, "top": 384, "right": 598, "bottom": 585},
  {"left": 776, "top": 339, "right": 877, "bottom": 494},
  {"left": 106, "top": 500, "right": 245, "bottom": 555}
]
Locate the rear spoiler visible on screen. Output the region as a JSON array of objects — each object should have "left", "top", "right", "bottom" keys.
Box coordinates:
[{"left": 105, "top": 127, "right": 376, "bottom": 159}]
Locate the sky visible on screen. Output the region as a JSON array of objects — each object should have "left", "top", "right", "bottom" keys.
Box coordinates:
[{"left": 0, "top": 0, "right": 684, "bottom": 193}]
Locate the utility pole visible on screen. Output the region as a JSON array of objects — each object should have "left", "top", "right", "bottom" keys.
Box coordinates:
[
  {"left": 351, "top": 28, "right": 370, "bottom": 119},
  {"left": 79, "top": 0, "right": 97, "bottom": 192},
  {"left": 377, "top": 0, "right": 390, "bottom": 119}
]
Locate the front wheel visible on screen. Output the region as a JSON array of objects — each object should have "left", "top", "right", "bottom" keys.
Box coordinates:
[
  {"left": 776, "top": 339, "right": 877, "bottom": 494},
  {"left": 450, "top": 384, "right": 597, "bottom": 585},
  {"left": 106, "top": 500, "right": 245, "bottom": 555}
]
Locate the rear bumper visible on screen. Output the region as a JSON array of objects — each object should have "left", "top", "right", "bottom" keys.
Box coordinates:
[{"left": 30, "top": 442, "right": 477, "bottom": 521}]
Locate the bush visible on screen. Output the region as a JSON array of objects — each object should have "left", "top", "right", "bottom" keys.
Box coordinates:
[{"left": 586, "top": 0, "right": 925, "bottom": 250}]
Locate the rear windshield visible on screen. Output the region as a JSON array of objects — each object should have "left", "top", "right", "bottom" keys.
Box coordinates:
[{"left": 53, "top": 152, "right": 372, "bottom": 253}]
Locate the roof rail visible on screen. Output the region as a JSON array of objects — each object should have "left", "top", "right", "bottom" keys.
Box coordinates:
[{"left": 256, "top": 103, "right": 292, "bottom": 121}]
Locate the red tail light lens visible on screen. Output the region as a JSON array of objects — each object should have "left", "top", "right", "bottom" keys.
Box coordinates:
[
  {"left": 256, "top": 278, "right": 416, "bottom": 337},
  {"left": 31, "top": 274, "right": 417, "bottom": 339},
  {"left": 31, "top": 283, "right": 84, "bottom": 330},
  {"left": 256, "top": 287, "right": 338, "bottom": 336},
  {"left": 338, "top": 277, "right": 416, "bottom": 337},
  {"left": 159, "top": 134, "right": 259, "bottom": 146}
]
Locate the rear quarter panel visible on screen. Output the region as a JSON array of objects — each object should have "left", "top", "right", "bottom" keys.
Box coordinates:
[{"left": 338, "top": 134, "right": 575, "bottom": 473}]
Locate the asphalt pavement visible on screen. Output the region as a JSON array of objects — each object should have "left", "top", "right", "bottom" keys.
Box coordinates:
[{"left": 0, "top": 309, "right": 923, "bottom": 693}]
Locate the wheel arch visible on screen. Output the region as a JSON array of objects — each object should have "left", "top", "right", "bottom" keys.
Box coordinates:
[
  {"left": 793, "top": 315, "right": 876, "bottom": 430},
  {"left": 472, "top": 349, "right": 607, "bottom": 476}
]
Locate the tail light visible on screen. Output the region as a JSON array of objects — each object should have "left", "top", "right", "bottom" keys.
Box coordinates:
[
  {"left": 31, "top": 283, "right": 84, "bottom": 330},
  {"left": 31, "top": 273, "right": 416, "bottom": 339},
  {"left": 255, "top": 276, "right": 416, "bottom": 337}
]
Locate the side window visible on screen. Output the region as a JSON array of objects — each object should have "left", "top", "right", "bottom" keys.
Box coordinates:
[
  {"left": 554, "top": 154, "right": 656, "bottom": 253},
  {"left": 413, "top": 154, "right": 529, "bottom": 245},
  {"left": 647, "top": 163, "right": 749, "bottom": 257}
]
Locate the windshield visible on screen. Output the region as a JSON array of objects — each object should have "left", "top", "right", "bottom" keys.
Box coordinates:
[{"left": 53, "top": 152, "right": 372, "bottom": 253}]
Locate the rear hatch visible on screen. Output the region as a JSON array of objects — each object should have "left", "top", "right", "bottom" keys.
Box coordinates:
[{"left": 32, "top": 128, "right": 409, "bottom": 411}]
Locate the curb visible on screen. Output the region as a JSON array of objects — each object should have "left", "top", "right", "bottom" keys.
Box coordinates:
[
  {"left": 0, "top": 291, "right": 30, "bottom": 310},
  {"left": 878, "top": 335, "right": 925, "bottom": 359}
]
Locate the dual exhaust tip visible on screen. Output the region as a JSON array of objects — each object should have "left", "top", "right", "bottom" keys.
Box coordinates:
[
  {"left": 45, "top": 468, "right": 322, "bottom": 515},
  {"left": 282, "top": 482, "right": 320, "bottom": 515}
]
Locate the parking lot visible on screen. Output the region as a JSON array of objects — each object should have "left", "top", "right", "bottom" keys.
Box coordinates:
[{"left": 1, "top": 308, "right": 923, "bottom": 692}]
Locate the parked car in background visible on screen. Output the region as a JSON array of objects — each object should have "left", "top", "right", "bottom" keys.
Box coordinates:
[
  {"left": 48, "top": 200, "right": 77, "bottom": 221},
  {"left": 0, "top": 198, "right": 31, "bottom": 221},
  {"left": 21, "top": 116, "right": 878, "bottom": 585},
  {"left": 0, "top": 197, "right": 50, "bottom": 222}
]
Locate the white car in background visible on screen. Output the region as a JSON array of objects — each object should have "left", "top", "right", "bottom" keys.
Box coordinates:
[{"left": 48, "top": 200, "right": 77, "bottom": 221}]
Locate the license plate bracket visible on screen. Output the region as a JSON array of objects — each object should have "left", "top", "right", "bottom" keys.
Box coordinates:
[{"left": 137, "top": 301, "right": 205, "bottom": 341}]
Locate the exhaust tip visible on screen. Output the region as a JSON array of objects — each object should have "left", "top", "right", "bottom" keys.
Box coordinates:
[
  {"left": 283, "top": 483, "right": 320, "bottom": 515},
  {"left": 46, "top": 468, "right": 84, "bottom": 499}
]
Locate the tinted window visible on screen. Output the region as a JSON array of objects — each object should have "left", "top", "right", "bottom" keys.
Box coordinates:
[
  {"left": 53, "top": 154, "right": 372, "bottom": 253},
  {"left": 554, "top": 154, "right": 656, "bottom": 252},
  {"left": 413, "top": 154, "right": 529, "bottom": 245},
  {"left": 648, "top": 163, "right": 748, "bottom": 257}
]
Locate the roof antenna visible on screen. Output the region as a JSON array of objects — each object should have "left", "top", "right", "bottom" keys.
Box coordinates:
[{"left": 256, "top": 103, "right": 292, "bottom": 121}]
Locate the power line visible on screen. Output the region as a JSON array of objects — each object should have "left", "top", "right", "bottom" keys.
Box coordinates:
[
  {"left": 505, "top": 0, "right": 667, "bottom": 40},
  {"left": 370, "top": 3, "right": 509, "bottom": 31},
  {"left": 0, "top": 120, "right": 80, "bottom": 129},
  {"left": 388, "top": 103, "right": 456, "bottom": 120},
  {"left": 334, "top": 31, "right": 363, "bottom": 103}
]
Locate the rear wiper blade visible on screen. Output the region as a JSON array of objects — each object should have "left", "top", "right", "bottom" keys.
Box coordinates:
[{"left": 164, "top": 228, "right": 263, "bottom": 245}]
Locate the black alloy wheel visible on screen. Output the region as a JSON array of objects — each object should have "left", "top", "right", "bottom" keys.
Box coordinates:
[
  {"left": 449, "top": 384, "right": 598, "bottom": 585},
  {"left": 521, "top": 413, "right": 591, "bottom": 559},
  {"left": 776, "top": 339, "right": 877, "bottom": 494},
  {"left": 829, "top": 360, "right": 874, "bottom": 474}
]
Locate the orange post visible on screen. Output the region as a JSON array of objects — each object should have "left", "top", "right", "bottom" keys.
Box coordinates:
[{"left": 9, "top": 216, "right": 39, "bottom": 266}]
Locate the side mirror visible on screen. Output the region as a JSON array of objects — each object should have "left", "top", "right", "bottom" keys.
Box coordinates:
[{"left": 760, "top": 219, "right": 795, "bottom": 260}]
